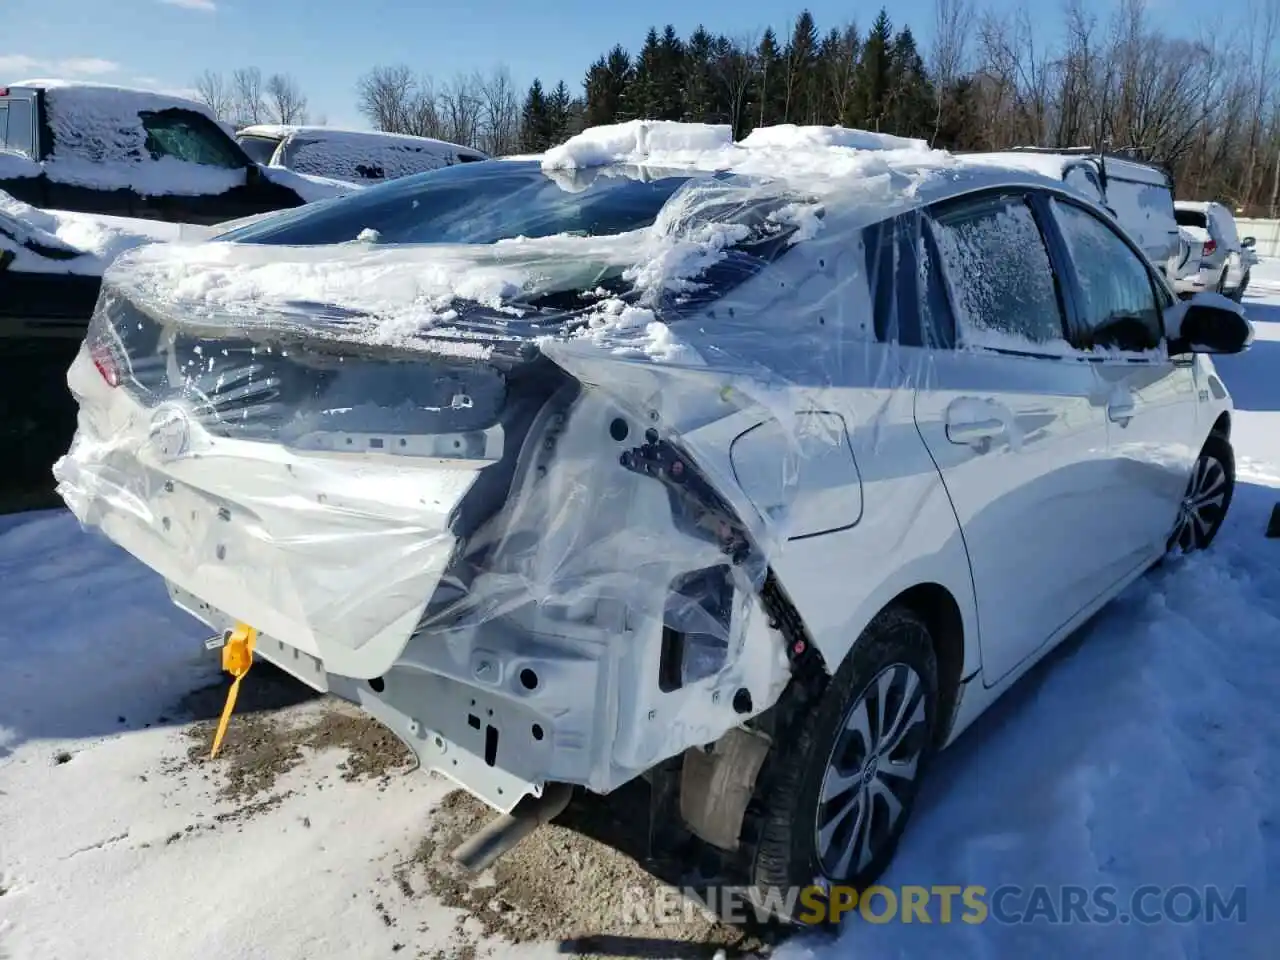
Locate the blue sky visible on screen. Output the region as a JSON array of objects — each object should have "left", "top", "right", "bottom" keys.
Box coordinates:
[{"left": 2, "top": 0, "right": 1258, "bottom": 130}]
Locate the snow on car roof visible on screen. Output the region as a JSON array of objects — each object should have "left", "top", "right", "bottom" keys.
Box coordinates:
[
  {"left": 10, "top": 78, "right": 218, "bottom": 123},
  {"left": 101, "top": 121, "right": 1084, "bottom": 362},
  {"left": 237, "top": 124, "right": 487, "bottom": 157}
]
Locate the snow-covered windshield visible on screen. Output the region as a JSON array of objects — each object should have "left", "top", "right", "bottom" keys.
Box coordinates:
[{"left": 216, "top": 161, "right": 721, "bottom": 247}]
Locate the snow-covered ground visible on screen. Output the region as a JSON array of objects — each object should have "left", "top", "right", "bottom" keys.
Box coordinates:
[{"left": 3, "top": 267, "right": 1280, "bottom": 958}]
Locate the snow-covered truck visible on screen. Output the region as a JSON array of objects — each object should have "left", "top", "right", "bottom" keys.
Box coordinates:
[{"left": 0, "top": 80, "right": 355, "bottom": 225}]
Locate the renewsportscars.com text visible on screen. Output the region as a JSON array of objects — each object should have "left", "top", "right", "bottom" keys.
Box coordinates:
[{"left": 617, "top": 884, "right": 1249, "bottom": 926}]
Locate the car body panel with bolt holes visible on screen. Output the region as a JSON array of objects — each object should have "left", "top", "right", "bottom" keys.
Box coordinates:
[{"left": 53, "top": 123, "right": 1243, "bottom": 816}]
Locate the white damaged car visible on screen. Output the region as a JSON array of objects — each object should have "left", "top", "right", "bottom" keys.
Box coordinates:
[{"left": 55, "top": 121, "right": 1253, "bottom": 922}]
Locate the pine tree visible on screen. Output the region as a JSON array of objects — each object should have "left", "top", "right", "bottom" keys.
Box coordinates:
[
  {"left": 854, "top": 9, "right": 894, "bottom": 131},
  {"left": 653, "top": 25, "right": 686, "bottom": 120},
  {"left": 548, "top": 80, "right": 573, "bottom": 144},
  {"left": 886, "top": 27, "right": 935, "bottom": 139},
  {"left": 783, "top": 10, "right": 819, "bottom": 123},
  {"left": 583, "top": 45, "right": 632, "bottom": 127},
  {"left": 755, "top": 28, "right": 784, "bottom": 127},
  {"left": 625, "top": 27, "right": 662, "bottom": 119},
  {"left": 520, "top": 79, "right": 553, "bottom": 152},
  {"left": 684, "top": 26, "right": 716, "bottom": 122},
  {"left": 818, "top": 24, "right": 861, "bottom": 128}
]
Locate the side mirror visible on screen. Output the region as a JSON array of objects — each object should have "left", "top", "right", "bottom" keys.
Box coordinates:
[
  {"left": 1165, "top": 292, "right": 1255, "bottom": 355},
  {"left": 245, "top": 163, "right": 263, "bottom": 186},
  {"left": 1242, "top": 236, "right": 1257, "bottom": 249}
]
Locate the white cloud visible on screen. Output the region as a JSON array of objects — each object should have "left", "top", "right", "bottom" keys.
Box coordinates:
[
  {"left": 0, "top": 54, "right": 121, "bottom": 78},
  {"left": 56, "top": 58, "right": 119, "bottom": 76},
  {"left": 158, "top": 0, "right": 218, "bottom": 11}
]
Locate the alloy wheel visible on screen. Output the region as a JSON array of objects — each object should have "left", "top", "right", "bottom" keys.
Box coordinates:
[
  {"left": 814, "top": 662, "right": 927, "bottom": 879},
  {"left": 1171, "top": 453, "right": 1229, "bottom": 552}
]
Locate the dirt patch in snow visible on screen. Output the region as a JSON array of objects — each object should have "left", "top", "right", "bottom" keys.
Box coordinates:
[
  {"left": 393, "top": 786, "right": 779, "bottom": 960},
  {"left": 162, "top": 667, "right": 783, "bottom": 957},
  {"left": 170, "top": 665, "right": 413, "bottom": 805}
]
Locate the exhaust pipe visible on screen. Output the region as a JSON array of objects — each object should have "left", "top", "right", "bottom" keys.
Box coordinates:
[{"left": 450, "top": 782, "right": 574, "bottom": 873}]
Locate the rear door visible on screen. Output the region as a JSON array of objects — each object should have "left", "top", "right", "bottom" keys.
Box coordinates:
[
  {"left": 1044, "top": 194, "right": 1200, "bottom": 568},
  {"left": 914, "top": 190, "right": 1115, "bottom": 685}
]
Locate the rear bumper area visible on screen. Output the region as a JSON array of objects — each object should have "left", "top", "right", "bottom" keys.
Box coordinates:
[
  {"left": 60, "top": 337, "right": 797, "bottom": 817},
  {"left": 57, "top": 345, "right": 487, "bottom": 680}
]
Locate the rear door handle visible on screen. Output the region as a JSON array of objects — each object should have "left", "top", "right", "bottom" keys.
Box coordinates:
[{"left": 946, "top": 418, "right": 1006, "bottom": 447}]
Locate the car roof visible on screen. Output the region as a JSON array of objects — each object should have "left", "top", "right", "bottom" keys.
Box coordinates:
[
  {"left": 236, "top": 123, "right": 488, "bottom": 158},
  {"left": 7, "top": 78, "right": 217, "bottom": 119},
  {"left": 528, "top": 122, "right": 1113, "bottom": 226}
]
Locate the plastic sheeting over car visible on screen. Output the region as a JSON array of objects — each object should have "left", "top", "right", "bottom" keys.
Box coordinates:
[{"left": 50, "top": 123, "right": 1091, "bottom": 800}]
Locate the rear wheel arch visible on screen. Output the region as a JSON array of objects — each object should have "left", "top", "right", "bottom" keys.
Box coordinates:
[{"left": 885, "top": 583, "right": 966, "bottom": 748}]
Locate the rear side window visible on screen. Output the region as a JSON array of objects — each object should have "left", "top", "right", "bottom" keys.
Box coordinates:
[
  {"left": 141, "top": 110, "right": 245, "bottom": 168},
  {"left": 863, "top": 212, "right": 955, "bottom": 348},
  {"left": 1, "top": 98, "right": 35, "bottom": 157},
  {"left": 1051, "top": 198, "right": 1162, "bottom": 352},
  {"left": 930, "top": 195, "right": 1066, "bottom": 349}
]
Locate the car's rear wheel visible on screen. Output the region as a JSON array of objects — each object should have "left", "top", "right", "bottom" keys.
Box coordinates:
[
  {"left": 1168, "top": 433, "right": 1235, "bottom": 553},
  {"left": 749, "top": 606, "right": 938, "bottom": 926}
]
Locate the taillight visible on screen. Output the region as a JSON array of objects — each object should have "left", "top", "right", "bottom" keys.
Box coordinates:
[
  {"left": 90, "top": 342, "right": 121, "bottom": 387},
  {"left": 1203, "top": 239, "right": 1217, "bottom": 256}
]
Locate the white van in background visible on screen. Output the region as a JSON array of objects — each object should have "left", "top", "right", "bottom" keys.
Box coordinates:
[
  {"left": 236, "top": 125, "right": 489, "bottom": 185},
  {"left": 979, "top": 147, "right": 1197, "bottom": 289}
]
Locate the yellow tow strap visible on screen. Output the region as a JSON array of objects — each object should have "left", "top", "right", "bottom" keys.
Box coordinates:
[{"left": 209, "top": 624, "right": 256, "bottom": 760}]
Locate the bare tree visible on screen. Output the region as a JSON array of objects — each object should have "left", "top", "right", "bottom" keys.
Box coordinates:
[
  {"left": 231, "top": 66, "right": 266, "bottom": 127},
  {"left": 194, "top": 69, "right": 234, "bottom": 122},
  {"left": 265, "top": 73, "right": 309, "bottom": 125},
  {"left": 478, "top": 66, "right": 520, "bottom": 155},
  {"left": 713, "top": 34, "right": 758, "bottom": 139},
  {"left": 356, "top": 65, "right": 441, "bottom": 136},
  {"left": 930, "top": 0, "right": 972, "bottom": 144},
  {"left": 438, "top": 73, "right": 484, "bottom": 147}
]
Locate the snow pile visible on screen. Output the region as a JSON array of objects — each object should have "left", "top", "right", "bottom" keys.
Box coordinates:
[
  {"left": 102, "top": 123, "right": 964, "bottom": 362},
  {"left": 541, "top": 120, "right": 734, "bottom": 170},
  {"left": 739, "top": 123, "right": 928, "bottom": 152},
  {"left": 0, "top": 188, "right": 202, "bottom": 275}
]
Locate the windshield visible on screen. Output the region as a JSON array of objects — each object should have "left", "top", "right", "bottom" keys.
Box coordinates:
[
  {"left": 217, "top": 161, "right": 706, "bottom": 246},
  {"left": 1175, "top": 208, "right": 1208, "bottom": 229},
  {"left": 237, "top": 135, "right": 281, "bottom": 166}
]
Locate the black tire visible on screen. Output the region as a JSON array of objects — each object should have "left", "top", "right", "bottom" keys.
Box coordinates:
[
  {"left": 1216, "top": 267, "right": 1230, "bottom": 294},
  {"left": 1168, "top": 432, "right": 1235, "bottom": 553},
  {"left": 749, "top": 606, "right": 938, "bottom": 926},
  {"left": 1231, "top": 270, "right": 1250, "bottom": 303}
]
